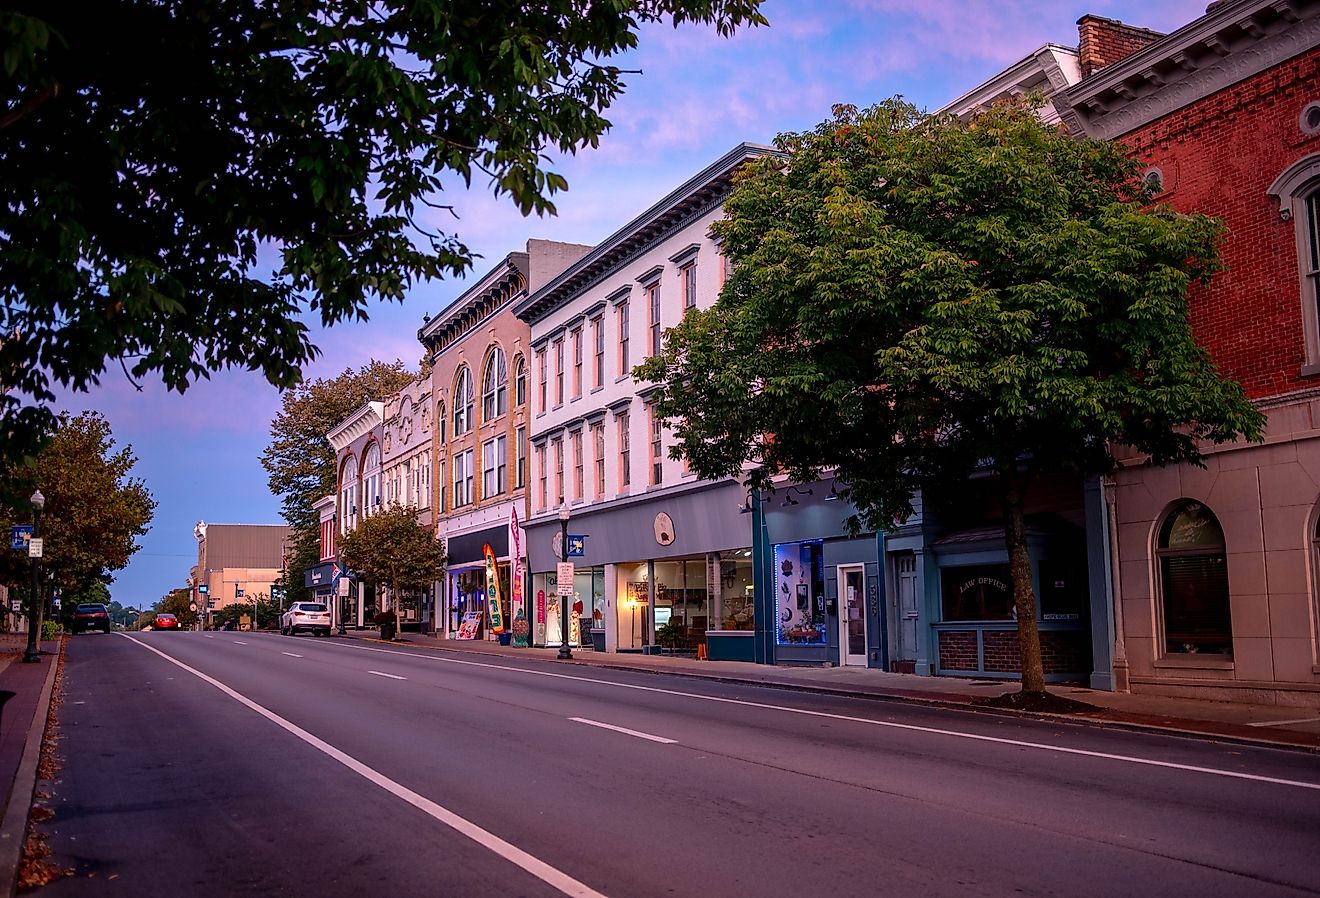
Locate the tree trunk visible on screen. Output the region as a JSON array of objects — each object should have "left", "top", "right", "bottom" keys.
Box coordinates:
[{"left": 1002, "top": 478, "right": 1047, "bottom": 695}]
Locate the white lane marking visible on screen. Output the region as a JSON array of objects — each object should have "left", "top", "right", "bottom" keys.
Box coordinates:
[
  {"left": 569, "top": 717, "right": 676, "bottom": 744},
  {"left": 317, "top": 640, "right": 1320, "bottom": 793},
  {"left": 118, "top": 635, "right": 607, "bottom": 898},
  {"left": 1247, "top": 717, "right": 1320, "bottom": 728},
  {"left": 203, "top": 635, "right": 214, "bottom": 639},
  {"left": 282, "top": 652, "right": 303, "bottom": 659},
  {"left": 233, "top": 641, "right": 248, "bottom": 645},
  {"left": 368, "top": 670, "right": 407, "bottom": 680}
]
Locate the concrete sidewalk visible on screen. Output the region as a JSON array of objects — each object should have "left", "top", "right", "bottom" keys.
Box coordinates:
[
  {"left": 0, "top": 635, "right": 61, "bottom": 898},
  {"left": 359, "top": 632, "right": 1320, "bottom": 751}
]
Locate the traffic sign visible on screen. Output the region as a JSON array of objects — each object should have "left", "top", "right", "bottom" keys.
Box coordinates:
[
  {"left": 10, "top": 525, "right": 32, "bottom": 550},
  {"left": 556, "top": 562, "right": 574, "bottom": 596},
  {"left": 27, "top": 538, "right": 42, "bottom": 558}
]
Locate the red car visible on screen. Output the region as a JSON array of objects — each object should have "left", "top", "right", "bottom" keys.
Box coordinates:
[
  {"left": 73, "top": 603, "right": 111, "bottom": 634},
  {"left": 153, "top": 613, "right": 180, "bottom": 631}
]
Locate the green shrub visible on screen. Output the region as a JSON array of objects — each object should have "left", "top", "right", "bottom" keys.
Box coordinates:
[{"left": 41, "top": 620, "right": 61, "bottom": 640}]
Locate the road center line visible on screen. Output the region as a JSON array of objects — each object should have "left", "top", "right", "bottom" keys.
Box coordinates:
[
  {"left": 233, "top": 641, "right": 247, "bottom": 645},
  {"left": 119, "top": 635, "right": 607, "bottom": 898},
  {"left": 569, "top": 717, "right": 676, "bottom": 744},
  {"left": 317, "top": 640, "right": 1320, "bottom": 793},
  {"left": 202, "top": 635, "right": 214, "bottom": 639},
  {"left": 368, "top": 670, "right": 406, "bottom": 680},
  {"left": 282, "top": 652, "right": 303, "bottom": 659}
]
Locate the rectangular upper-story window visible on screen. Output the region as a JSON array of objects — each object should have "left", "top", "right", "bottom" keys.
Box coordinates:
[
  {"left": 592, "top": 315, "right": 604, "bottom": 389},
  {"left": 482, "top": 435, "right": 507, "bottom": 498},
  {"left": 571, "top": 430, "right": 584, "bottom": 501},
  {"left": 453, "top": 448, "right": 474, "bottom": 508},
  {"left": 536, "top": 444, "right": 547, "bottom": 511},
  {"left": 552, "top": 436, "right": 565, "bottom": 506},
  {"left": 515, "top": 426, "right": 526, "bottom": 489},
  {"left": 648, "top": 281, "right": 662, "bottom": 357},
  {"left": 617, "top": 411, "right": 630, "bottom": 490},
  {"left": 536, "top": 349, "right": 547, "bottom": 414},
  {"left": 553, "top": 337, "right": 564, "bottom": 407},
  {"left": 681, "top": 261, "right": 697, "bottom": 313},
  {"left": 592, "top": 423, "right": 605, "bottom": 498},
  {"left": 571, "top": 327, "right": 583, "bottom": 399},
  {"left": 649, "top": 404, "right": 663, "bottom": 486},
  {"left": 437, "top": 457, "right": 445, "bottom": 513},
  {"left": 617, "top": 299, "right": 630, "bottom": 377}
]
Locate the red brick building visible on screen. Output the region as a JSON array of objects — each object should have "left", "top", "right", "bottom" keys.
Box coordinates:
[
  {"left": 943, "top": 0, "right": 1320, "bottom": 704},
  {"left": 1063, "top": 0, "right": 1320, "bottom": 706}
]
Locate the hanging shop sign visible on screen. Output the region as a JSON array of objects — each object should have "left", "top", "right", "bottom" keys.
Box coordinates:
[{"left": 483, "top": 543, "right": 505, "bottom": 634}]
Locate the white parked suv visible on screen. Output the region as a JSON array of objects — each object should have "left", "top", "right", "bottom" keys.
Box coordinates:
[{"left": 281, "top": 601, "right": 332, "bottom": 637}]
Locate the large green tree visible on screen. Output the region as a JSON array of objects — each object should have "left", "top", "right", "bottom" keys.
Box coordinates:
[
  {"left": 157, "top": 586, "right": 197, "bottom": 629},
  {"left": 0, "top": 0, "right": 767, "bottom": 466},
  {"left": 262, "top": 360, "right": 417, "bottom": 603},
  {"left": 338, "top": 504, "right": 445, "bottom": 613},
  {"left": 0, "top": 411, "right": 155, "bottom": 603},
  {"left": 637, "top": 99, "right": 1264, "bottom": 698}
]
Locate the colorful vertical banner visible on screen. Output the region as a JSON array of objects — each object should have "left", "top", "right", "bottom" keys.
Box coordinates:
[
  {"left": 509, "top": 506, "right": 528, "bottom": 646},
  {"left": 483, "top": 543, "right": 505, "bottom": 634}
]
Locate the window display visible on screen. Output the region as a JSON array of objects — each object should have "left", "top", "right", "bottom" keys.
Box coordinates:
[{"left": 775, "top": 541, "right": 825, "bottom": 644}]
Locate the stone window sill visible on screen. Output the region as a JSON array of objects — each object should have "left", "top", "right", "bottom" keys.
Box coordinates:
[
  {"left": 1153, "top": 655, "right": 1234, "bottom": 671},
  {"left": 1300, "top": 362, "right": 1320, "bottom": 378}
]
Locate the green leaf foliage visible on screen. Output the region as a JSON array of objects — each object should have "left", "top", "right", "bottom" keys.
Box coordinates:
[
  {"left": 637, "top": 99, "right": 1264, "bottom": 694},
  {"left": 0, "top": 0, "right": 768, "bottom": 467},
  {"left": 639, "top": 99, "right": 1264, "bottom": 527},
  {"left": 0, "top": 411, "right": 156, "bottom": 598},
  {"left": 338, "top": 504, "right": 446, "bottom": 596},
  {"left": 261, "top": 359, "right": 417, "bottom": 601}
]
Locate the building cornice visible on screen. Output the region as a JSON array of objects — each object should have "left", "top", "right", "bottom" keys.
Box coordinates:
[
  {"left": 418, "top": 252, "right": 529, "bottom": 355},
  {"left": 327, "top": 401, "right": 384, "bottom": 451},
  {"left": 512, "top": 143, "right": 780, "bottom": 326},
  {"left": 1066, "top": 0, "right": 1320, "bottom": 139}
]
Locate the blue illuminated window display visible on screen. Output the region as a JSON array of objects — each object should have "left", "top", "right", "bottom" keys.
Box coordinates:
[{"left": 774, "top": 540, "right": 826, "bottom": 645}]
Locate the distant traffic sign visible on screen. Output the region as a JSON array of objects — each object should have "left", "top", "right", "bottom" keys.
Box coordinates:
[{"left": 10, "top": 526, "right": 32, "bottom": 550}]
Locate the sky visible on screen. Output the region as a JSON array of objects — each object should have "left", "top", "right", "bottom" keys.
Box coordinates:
[{"left": 53, "top": 0, "right": 1211, "bottom": 607}]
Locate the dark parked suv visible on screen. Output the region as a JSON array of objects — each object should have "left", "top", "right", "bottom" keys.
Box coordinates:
[{"left": 73, "top": 603, "right": 111, "bottom": 634}]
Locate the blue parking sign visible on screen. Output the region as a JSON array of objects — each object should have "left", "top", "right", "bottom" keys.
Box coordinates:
[{"left": 10, "top": 526, "right": 33, "bottom": 551}]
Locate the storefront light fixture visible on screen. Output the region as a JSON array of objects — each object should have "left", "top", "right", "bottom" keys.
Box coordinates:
[
  {"left": 824, "top": 479, "right": 841, "bottom": 501},
  {"left": 737, "top": 491, "right": 754, "bottom": 514},
  {"left": 780, "top": 485, "right": 813, "bottom": 508}
]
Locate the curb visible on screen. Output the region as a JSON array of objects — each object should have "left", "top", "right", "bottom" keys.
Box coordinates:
[
  {"left": 347, "top": 634, "right": 1320, "bottom": 754},
  {"left": 0, "top": 644, "right": 61, "bottom": 898}
]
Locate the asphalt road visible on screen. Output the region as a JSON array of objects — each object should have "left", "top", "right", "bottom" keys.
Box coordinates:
[{"left": 36, "top": 631, "right": 1320, "bottom": 897}]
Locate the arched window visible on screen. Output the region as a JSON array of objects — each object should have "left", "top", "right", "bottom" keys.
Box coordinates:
[
  {"left": 1157, "top": 501, "right": 1232, "bottom": 656},
  {"left": 339, "top": 455, "right": 358, "bottom": 534},
  {"left": 513, "top": 355, "right": 527, "bottom": 407},
  {"left": 362, "top": 443, "right": 382, "bottom": 517},
  {"left": 1267, "top": 152, "right": 1320, "bottom": 367},
  {"left": 453, "top": 368, "right": 473, "bottom": 435},
  {"left": 437, "top": 401, "right": 446, "bottom": 445},
  {"left": 482, "top": 347, "right": 508, "bottom": 421}
]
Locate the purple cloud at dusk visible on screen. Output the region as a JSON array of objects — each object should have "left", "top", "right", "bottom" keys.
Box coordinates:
[{"left": 51, "top": 0, "right": 1212, "bottom": 606}]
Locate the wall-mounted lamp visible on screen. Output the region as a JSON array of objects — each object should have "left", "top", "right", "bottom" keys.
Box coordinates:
[
  {"left": 737, "top": 490, "right": 755, "bottom": 515},
  {"left": 781, "top": 485, "right": 813, "bottom": 508},
  {"left": 824, "top": 479, "right": 841, "bottom": 501}
]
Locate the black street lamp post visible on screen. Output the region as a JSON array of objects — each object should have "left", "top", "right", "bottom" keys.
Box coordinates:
[
  {"left": 557, "top": 502, "right": 572, "bottom": 660},
  {"left": 22, "top": 489, "right": 44, "bottom": 664}
]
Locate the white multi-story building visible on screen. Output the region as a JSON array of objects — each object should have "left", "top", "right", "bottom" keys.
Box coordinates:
[
  {"left": 512, "top": 144, "right": 769, "bottom": 657},
  {"left": 380, "top": 377, "right": 435, "bottom": 630}
]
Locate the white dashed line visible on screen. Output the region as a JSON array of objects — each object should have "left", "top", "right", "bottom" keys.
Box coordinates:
[
  {"left": 569, "top": 718, "right": 676, "bottom": 744},
  {"left": 233, "top": 641, "right": 247, "bottom": 645},
  {"left": 282, "top": 652, "right": 303, "bottom": 659},
  {"left": 368, "top": 670, "right": 406, "bottom": 680}
]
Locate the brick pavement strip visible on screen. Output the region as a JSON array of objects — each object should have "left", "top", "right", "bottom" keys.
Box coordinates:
[{"left": 0, "top": 638, "right": 61, "bottom": 898}]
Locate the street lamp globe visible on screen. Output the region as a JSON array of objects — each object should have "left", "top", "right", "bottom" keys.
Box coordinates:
[{"left": 30, "top": 489, "right": 44, "bottom": 511}]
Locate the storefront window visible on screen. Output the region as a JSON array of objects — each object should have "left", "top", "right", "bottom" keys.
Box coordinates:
[
  {"left": 775, "top": 541, "right": 826, "bottom": 645},
  {"left": 941, "top": 564, "right": 1013, "bottom": 621},
  {"left": 448, "top": 568, "right": 487, "bottom": 636},
  {"left": 710, "top": 551, "right": 754, "bottom": 630},
  {"left": 531, "top": 566, "right": 603, "bottom": 648},
  {"left": 616, "top": 562, "right": 649, "bottom": 650}
]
